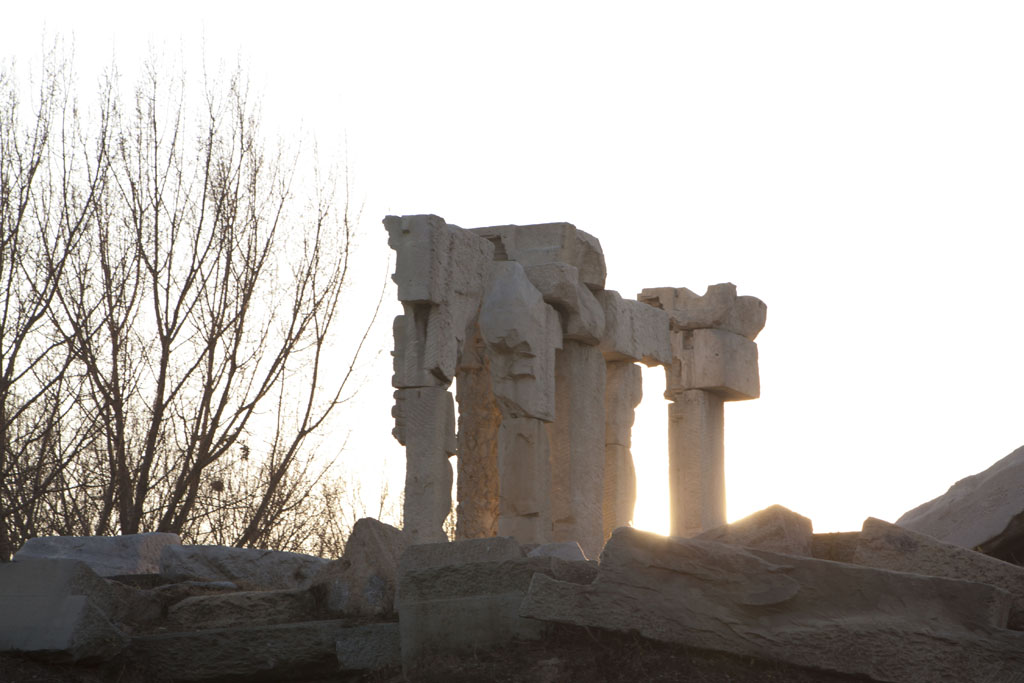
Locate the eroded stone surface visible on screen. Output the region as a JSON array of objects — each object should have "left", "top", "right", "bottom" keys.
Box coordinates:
[
  {"left": 638, "top": 283, "right": 767, "bottom": 341},
  {"left": 597, "top": 290, "right": 671, "bottom": 366},
  {"left": 312, "top": 517, "right": 408, "bottom": 616},
  {"left": 472, "top": 222, "right": 607, "bottom": 290},
  {"left": 668, "top": 390, "right": 725, "bottom": 537},
  {"left": 603, "top": 361, "right": 642, "bottom": 540},
  {"left": 668, "top": 327, "right": 760, "bottom": 400}
]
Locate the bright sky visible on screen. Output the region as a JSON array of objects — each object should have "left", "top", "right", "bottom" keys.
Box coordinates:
[{"left": 6, "top": 2, "right": 1024, "bottom": 534}]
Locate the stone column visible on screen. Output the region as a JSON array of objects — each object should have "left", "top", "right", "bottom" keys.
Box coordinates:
[
  {"left": 384, "top": 215, "right": 494, "bottom": 544},
  {"left": 639, "top": 284, "right": 766, "bottom": 539},
  {"left": 478, "top": 261, "right": 562, "bottom": 546},
  {"left": 454, "top": 329, "right": 500, "bottom": 540},
  {"left": 667, "top": 388, "right": 725, "bottom": 537},
  {"left": 603, "top": 360, "right": 642, "bottom": 541},
  {"left": 393, "top": 387, "right": 458, "bottom": 544},
  {"left": 548, "top": 340, "right": 607, "bottom": 559}
]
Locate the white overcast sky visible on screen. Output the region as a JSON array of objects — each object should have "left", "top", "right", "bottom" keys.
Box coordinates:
[{"left": 5, "top": 1, "right": 1024, "bottom": 533}]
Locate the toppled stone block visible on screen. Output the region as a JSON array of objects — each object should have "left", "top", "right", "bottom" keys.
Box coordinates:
[
  {"left": 638, "top": 283, "right": 767, "bottom": 341},
  {"left": 472, "top": 222, "right": 607, "bottom": 290},
  {"left": 668, "top": 327, "right": 759, "bottom": 400},
  {"left": 14, "top": 533, "right": 181, "bottom": 577},
  {"left": 0, "top": 559, "right": 126, "bottom": 662},
  {"left": 336, "top": 622, "right": 401, "bottom": 671},
  {"left": 160, "top": 545, "right": 327, "bottom": 590},
  {"left": 399, "top": 536, "right": 524, "bottom": 576},
  {"left": 897, "top": 444, "right": 1024, "bottom": 562},
  {"left": 311, "top": 517, "right": 408, "bottom": 616},
  {"left": 399, "top": 554, "right": 594, "bottom": 666},
  {"left": 697, "top": 504, "right": 813, "bottom": 557},
  {"left": 523, "top": 262, "right": 605, "bottom": 343},
  {"left": 167, "top": 588, "right": 315, "bottom": 630},
  {"left": 133, "top": 619, "right": 354, "bottom": 682},
  {"left": 521, "top": 527, "right": 1024, "bottom": 683},
  {"left": 854, "top": 517, "right": 1024, "bottom": 629},
  {"left": 596, "top": 290, "right": 671, "bottom": 365}
]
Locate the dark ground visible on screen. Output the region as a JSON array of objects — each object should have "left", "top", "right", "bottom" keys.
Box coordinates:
[{"left": 0, "top": 625, "right": 873, "bottom": 683}]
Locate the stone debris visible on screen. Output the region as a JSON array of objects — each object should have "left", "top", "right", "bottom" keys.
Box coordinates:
[
  {"left": 14, "top": 532, "right": 181, "bottom": 577},
  {"left": 527, "top": 541, "right": 588, "bottom": 562},
  {"left": 386, "top": 214, "right": 767, "bottom": 552},
  {"left": 897, "top": 444, "right": 1024, "bottom": 562},
  {"left": 336, "top": 622, "right": 402, "bottom": 671},
  {"left": 159, "top": 544, "right": 327, "bottom": 590}
]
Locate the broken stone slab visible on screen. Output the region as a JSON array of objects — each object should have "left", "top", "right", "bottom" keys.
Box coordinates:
[
  {"left": 521, "top": 527, "right": 1024, "bottom": 683},
  {"left": 132, "top": 619, "right": 354, "bottom": 682},
  {"left": 667, "top": 327, "right": 760, "bottom": 400},
  {"left": 167, "top": 588, "right": 315, "bottom": 631},
  {"left": 311, "top": 517, "right": 408, "bottom": 616},
  {"left": 479, "top": 261, "right": 562, "bottom": 421},
  {"left": 336, "top": 622, "right": 401, "bottom": 671},
  {"left": 853, "top": 517, "right": 1024, "bottom": 630},
  {"left": 897, "top": 444, "right": 1024, "bottom": 562},
  {"left": 14, "top": 533, "right": 181, "bottom": 577},
  {"left": 697, "top": 504, "right": 813, "bottom": 557},
  {"left": 638, "top": 283, "right": 767, "bottom": 341},
  {"left": 596, "top": 290, "right": 671, "bottom": 366},
  {"left": 159, "top": 545, "right": 327, "bottom": 591},
  {"left": 399, "top": 554, "right": 595, "bottom": 667},
  {"left": 522, "top": 262, "right": 605, "bottom": 344},
  {"left": 472, "top": 222, "right": 607, "bottom": 291},
  {"left": 527, "top": 541, "right": 588, "bottom": 562},
  {"left": 0, "top": 559, "right": 126, "bottom": 662}
]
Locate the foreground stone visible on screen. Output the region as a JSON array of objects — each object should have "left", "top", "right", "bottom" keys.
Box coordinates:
[
  {"left": 853, "top": 517, "right": 1024, "bottom": 630},
  {"left": 697, "top": 504, "right": 813, "bottom": 557},
  {"left": 132, "top": 619, "right": 357, "bottom": 682},
  {"left": 335, "top": 622, "right": 401, "bottom": 671},
  {"left": 160, "top": 544, "right": 327, "bottom": 590},
  {"left": 0, "top": 559, "right": 126, "bottom": 662},
  {"left": 520, "top": 527, "right": 1024, "bottom": 682},
  {"left": 311, "top": 517, "right": 408, "bottom": 616},
  {"left": 15, "top": 533, "right": 181, "bottom": 577},
  {"left": 897, "top": 444, "right": 1024, "bottom": 561}
]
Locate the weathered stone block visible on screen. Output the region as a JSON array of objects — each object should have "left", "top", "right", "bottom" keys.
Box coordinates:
[
  {"left": 603, "top": 361, "right": 642, "bottom": 540},
  {"left": 479, "top": 261, "right": 562, "bottom": 421},
  {"left": 497, "top": 417, "right": 553, "bottom": 544},
  {"left": 399, "top": 536, "right": 524, "bottom": 576},
  {"left": 522, "top": 527, "right": 1024, "bottom": 683},
  {"left": 14, "top": 533, "right": 181, "bottom": 577},
  {"left": 455, "top": 340, "right": 501, "bottom": 540},
  {"left": 472, "top": 222, "right": 606, "bottom": 290},
  {"left": 527, "top": 541, "right": 588, "bottom": 562},
  {"left": 167, "top": 588, "right": 314, "bottom": 630},
  {"left": 638, "top": 282, "right": 767, "bottom": 341},
  {"left": 697, "top": 504, "right": 814, "bottom": 557},
  {"left": 133, "top": 619, "right": 354, "bottom": 682},
  {"left": 159, "top": 545, "right": 327, "bottom": 590},
  {"left": 311, "top": 517, "right": 408, "bottom": 616},
  {"left": 0, "top": 559, "right": 126, "bottom": 662},
  {"left": 596, "top": 290, "right": 671, "bottom": 365},
  {"left": 668, "top": 327, "right": 759, "bottom": 400},
  {"left": 522, "top": 262, "right": 605, "bottom": 343}
]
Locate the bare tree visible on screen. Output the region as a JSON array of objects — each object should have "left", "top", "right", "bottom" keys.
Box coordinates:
[{"left": 0, "top": 49, "right": 380, "bottom": 559}]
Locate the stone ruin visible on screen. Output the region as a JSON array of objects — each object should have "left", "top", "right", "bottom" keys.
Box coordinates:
[{"left": 385, "top": 214, "right": 767, "bottom": 557}]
